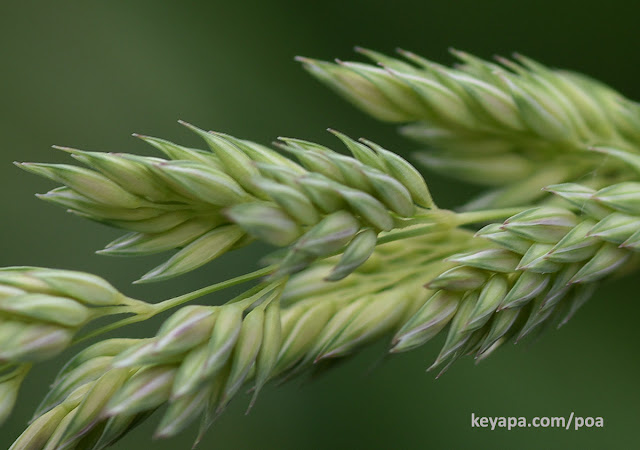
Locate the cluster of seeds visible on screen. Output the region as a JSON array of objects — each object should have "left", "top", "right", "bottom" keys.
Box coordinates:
[
  {"left": 11, "top": 232, "right": 475, "bottom": 449},
  {"left": 0, "top": 267, "right": 151, "bottom": 426},
  {"left": 393, "top": 181, "right": 640, "bottom": 370},
  {"left": 15, "top": 178, "right": 640, "bottom": 447},
  {"left": 4, "top": 49, "right": 640, "bottom": 448},
  {"left": 18, "top": 126, "right": 433, "bottom": 283},
  {"left": 0, "top": 267, "right": 135, "bottom": 364},
  {"left": 300, "top": 49, "right": 640, "bottom": 209}
]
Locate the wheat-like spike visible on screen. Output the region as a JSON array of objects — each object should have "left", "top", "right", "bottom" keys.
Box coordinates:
[
  {"left": 14, "top": 185, "right": 640, "bottom": 447},
  {"left": 0, "top": 267, "right": 144, "bottom": 363},
  {"left": 10, "top": 184, "right": 640, "bottom": 446},
  {"left": 6, "top": 48, "right": 640, "bottom": 449},
  {"left": 0, "top": 267, "right": 153, "bottom": 426},
  {"left": 393, "top": 182, "right": 640, "bottom": 370},
  {"left": 299, "top": 50, "right": 640, "bottom": 207},
  {"left": 13, "top": 230, "right": 478, "bottom": 449},
  {"left": 17, "top": 128, "right": 435, "bottom": 283},
  {"left": 301, "top": 49, "right": 640, "bottom": 151}
]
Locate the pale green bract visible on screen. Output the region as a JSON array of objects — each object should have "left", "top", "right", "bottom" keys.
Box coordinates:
[{"left": 2, "top": 49, "right": 640, "bottom": 449}]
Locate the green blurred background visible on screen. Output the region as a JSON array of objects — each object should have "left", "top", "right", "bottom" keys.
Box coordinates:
[{"left": 1, "top": 1, "right": 638, "bottom": 448}]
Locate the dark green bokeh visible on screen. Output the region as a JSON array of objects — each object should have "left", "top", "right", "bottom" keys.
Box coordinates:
[{"left": 1, "top": 1, "right": 638, "bottom": 448}]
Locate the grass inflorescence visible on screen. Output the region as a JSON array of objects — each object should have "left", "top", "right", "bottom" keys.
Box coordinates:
[{"left": 2, "top": 48, "right": 640, "bottom": 449}]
